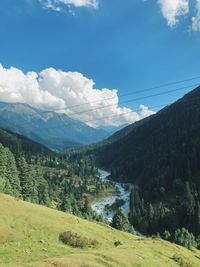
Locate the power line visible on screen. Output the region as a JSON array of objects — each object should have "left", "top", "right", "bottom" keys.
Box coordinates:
[
  {"left": 67, "top": 83, "right": 199, "bottom": 117},
  {"left": 83, "top": 91, "right": 200, "bottom": 124},
  {"left": 51, "top": 75, "right": 200, "bottom": 111},
  {"left": 84, "top": 104, "right": 165, "bottom": 123},
  {"left": 117, "top": 75, "right": 200, "bottom": 97},
  {"left": 4, "top": 83, "right": 199, "bottom": 130},
  {"left": 14, "top": 91, "right": 200, "bottom": 198}
]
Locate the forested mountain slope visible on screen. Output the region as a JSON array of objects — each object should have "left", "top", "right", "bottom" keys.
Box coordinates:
[
  {"left": 81, "top": 86, "right": 200, "bottom": 237},
  {"left": 96, "top": 86, "right": 200, "bottom": 179},
  {"left": 0, "top": 128, "right": 51, "bottom": 155}
]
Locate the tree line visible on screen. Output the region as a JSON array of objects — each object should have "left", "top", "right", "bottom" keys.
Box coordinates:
[{"left": 0, "top": 142, "right": 108, "bottom": 222}]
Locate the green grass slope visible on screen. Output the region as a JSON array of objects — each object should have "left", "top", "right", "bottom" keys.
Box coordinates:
[{"left": 0, "top": 193, "right": 199, "bottom": 267}]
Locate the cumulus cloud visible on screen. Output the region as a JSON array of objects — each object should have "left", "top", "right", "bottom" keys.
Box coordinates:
[
  {"left": 138, "top": 104, "right": 155, "bottom": 120},
  {"left": 157, "top": 0, "right": 189, "bottom": 26},
  {"left": 0, "top": 65, "right": 65, "bottom": 110},
  {"left": 155, "top": 0, "right": 200, "bottom": 31},
  {"left": 192, "top": 0, "right": 200, "bottom": 31},
  {"left": 39, "top": 0, "right": 98, "bottom": 12},
  {"left": 0, "top": 64, "right": 155, "bottom": 127}
]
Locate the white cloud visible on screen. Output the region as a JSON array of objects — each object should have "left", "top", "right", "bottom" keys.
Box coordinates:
[
  {"left": 39, "top": 0, "right": 98, "bottom": 12},
  {"left": 38, "top": 1, "right": 200, "bottom": 31},
  {"left": 192, "top": 0, "right": 200, "bottom": 31},
  {"left": 155, "top": 0, "right": 200, "bottom": 31},
  {"left": 0, "top": 65, "right": 65, "bottom": 110},
  {"left": 139, "top": 104, "right": 155, "bottom": 120},
  {"left": 157, "top": 0, "right": 189, "bottom": 26},
  {"left": 0, "top": 64, "right": 155, "bottom": 127}
]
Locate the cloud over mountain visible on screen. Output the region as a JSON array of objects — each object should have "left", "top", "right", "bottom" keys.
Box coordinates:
[{"left": 0, "top": 64, "right": 155, "bottom": 127}]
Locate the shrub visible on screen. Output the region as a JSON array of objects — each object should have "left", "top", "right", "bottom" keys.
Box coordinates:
[
  {"left": 59, "top": 231, "right": 99, "bottom": 248},
  {"left": 152, "top": 232, "right": 161, "bottom": 239},
  {"left": 111, "top": 207, "right": 131, "bottom": 232},
  {"left": 172, "top": 254, "right": 194, "bottom": 267},
  {"left": 114, "top": 240, "right": 122, "bottom": 247}
]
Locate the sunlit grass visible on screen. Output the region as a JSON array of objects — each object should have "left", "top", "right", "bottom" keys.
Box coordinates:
[{"left": 0, "top": 193, "right": 199, "bottom": 267}]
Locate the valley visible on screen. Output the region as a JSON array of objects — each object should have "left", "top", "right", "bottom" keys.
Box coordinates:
[
  {"left": 79, "top": 86, "right": 200, "bottom": 240},
  {"left": 0, "top": 86, "right": 200, "bottom": 266},
  {"left": 1, "top": 2, "right": 200, "bottom": 266},
  {"left": 91, "top": 169, "right": 134, "bottom": 222}
]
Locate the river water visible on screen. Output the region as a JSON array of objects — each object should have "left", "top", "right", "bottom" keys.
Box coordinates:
[{"left": 91, "top": 169, "right": 134, "bottom": 221}]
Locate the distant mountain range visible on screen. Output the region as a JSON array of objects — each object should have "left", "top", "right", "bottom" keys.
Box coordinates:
[{"left": 0, "top": 102, "right": 114, "bottom": 150}]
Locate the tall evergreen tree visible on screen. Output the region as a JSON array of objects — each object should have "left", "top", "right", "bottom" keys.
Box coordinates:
[
  {"left": 18, "top": 157, "right": 35, "bottom": 201},
  {"left": 0, "top": 144, "right": 21, "bottom": 197},
  {"left": 111, "top": 208, "right": 131, "bottom": 232},
  {"left": 0, "top": 144, "right": 6, "bottom": 192},
  {"left": 35, "top": 165, "right": 50, "bottom": 206},
  {"left": 4, "top": 148, "right": 21, "bottom": 197}
]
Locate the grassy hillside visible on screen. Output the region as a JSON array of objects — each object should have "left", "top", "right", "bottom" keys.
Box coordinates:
[{"left": 0, "top": 194, "right": 199, "bottom": 267}]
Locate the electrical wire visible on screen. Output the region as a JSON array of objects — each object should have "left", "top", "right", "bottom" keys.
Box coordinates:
[
  {"left": 66, "top": 83, "right": 199, "bottom": 117},
  {"left": 49, "top": 75, "right": 200, "bottom": 111}
]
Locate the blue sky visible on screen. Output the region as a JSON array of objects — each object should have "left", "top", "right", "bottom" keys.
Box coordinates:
[{"left": 0, "top": 0, "right": 200, "bottom": 126}]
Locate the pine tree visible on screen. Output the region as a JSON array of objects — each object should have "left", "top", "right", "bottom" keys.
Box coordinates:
[
  {"left": 195, "top": 201, "right": 200, "bottom": 235},
  {"left": 28, "top": 165, "right": 39, "bottom": 203},
  {"left": 111, "top": 207, "right": 130, "bottom": 232},
  {"left": 18, "top": 157, "right": 36, "bottom": 201},
  {"left": 35, "top": 165, "right": 50, "bottom": 206},
  {"left": 185, "top": 182, "right": 195, "bottom": 217},
  {"left": 147, "top": 203, "right": 154, "bottom": 232},
  {"left": 0, "top": 144, "right": 7, "bottom": 192},
  {"left": 162, "top": 230, "right": 171, "bottom": 241},
  {"left": 4, "top": 148, "right": 21, "bottom": 197},
  {"left": 174, "top": 228, "right": 197, "bottom": 249},
  {"left": 0, "top": 144, "right": 21, "bottom": 197}
]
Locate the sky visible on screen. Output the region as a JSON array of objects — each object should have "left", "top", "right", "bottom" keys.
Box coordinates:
[{"left": 0, "top": 0, "right": 200, "bottom": 127}]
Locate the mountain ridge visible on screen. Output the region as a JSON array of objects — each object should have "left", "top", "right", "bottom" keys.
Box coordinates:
[
  {"left": 0, "top": 127, "right": 51, "bottom": 155},
  {"left": 0, "top": 102, "right": 110, "bottom": 150}
]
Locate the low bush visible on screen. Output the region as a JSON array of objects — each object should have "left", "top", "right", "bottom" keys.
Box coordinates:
[
  {"left": 59, "top": 231, "right": 99, "bottom": 248},
  {"left": 114, "top": 240, "right": 122, "bottom": 247},
  {"left": 172, "top": 254, "right": 194, "bottom": 267}
]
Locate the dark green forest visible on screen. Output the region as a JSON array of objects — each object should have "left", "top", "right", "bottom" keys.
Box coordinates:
[
  {"left": 68, "top": 86, "right": 200, "bottom": 242},
  {"left": 0, "top": 128, "right": 109, "bottom": 222}
]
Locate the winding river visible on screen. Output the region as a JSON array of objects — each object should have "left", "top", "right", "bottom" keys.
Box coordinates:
[{"left": 91, "top": 169, "right": 134, "bottom": 221}]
